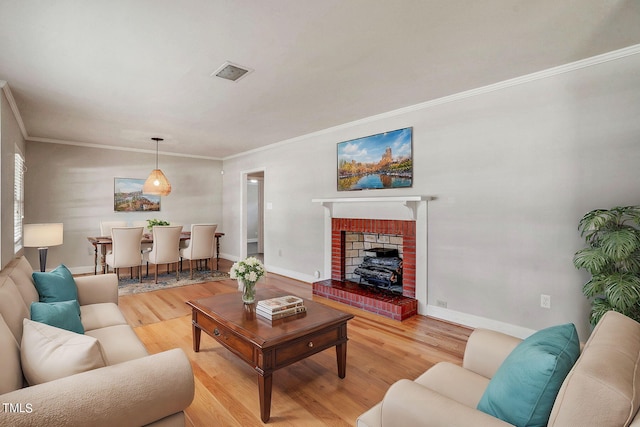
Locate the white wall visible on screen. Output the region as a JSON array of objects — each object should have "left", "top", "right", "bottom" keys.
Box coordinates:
[
  {"left": 0, "top": 86, "right": 26, "bottom": 268},
  {"left": 222, "top": 51, "right": 640, "bottom": 340},
  {"left": 24, "top": 142, "right": 223, "bottom": 273}
]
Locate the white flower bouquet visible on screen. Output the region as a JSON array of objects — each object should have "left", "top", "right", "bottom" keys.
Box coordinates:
[
  {"left": 229, "top": 256, "right": 265, "bottom": 284},
  {"left": 230, "top": 257, "right": 265, "bottom": 304}
]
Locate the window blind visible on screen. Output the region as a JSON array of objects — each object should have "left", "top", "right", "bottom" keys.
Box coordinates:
[{"left": 14, "top": 150, "right": 25, "bottom": 253}]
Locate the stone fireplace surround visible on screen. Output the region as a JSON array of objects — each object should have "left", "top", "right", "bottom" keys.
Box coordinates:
[{"left": 312, "top": 196, "right": 430, "bottom": 321}]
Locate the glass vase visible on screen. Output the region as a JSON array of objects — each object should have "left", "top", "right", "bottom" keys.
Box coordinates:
[{"left": 239, "top": 279, "right": 257, "bottom": 304}]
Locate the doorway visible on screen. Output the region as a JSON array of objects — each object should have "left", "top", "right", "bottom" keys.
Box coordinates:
[{"left": 245, "top": 171, "right": 264, "bottom": 263}]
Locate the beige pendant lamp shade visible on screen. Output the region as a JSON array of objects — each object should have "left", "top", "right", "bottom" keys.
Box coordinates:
[{"left": 143, "top": 137, "right": 171, "bottom": 196}]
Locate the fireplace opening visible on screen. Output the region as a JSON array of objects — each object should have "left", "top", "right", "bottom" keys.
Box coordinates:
[
  {"left": 313, "top": 217, "right": 418, "bottom": 320},
  {"left": 354, "top": 247, "right": 403, "bottom": 294}
]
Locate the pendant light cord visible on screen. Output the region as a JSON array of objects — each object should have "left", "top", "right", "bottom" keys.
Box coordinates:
[{"left": 151, "top": 137, "right": 163, "bottom": 169}]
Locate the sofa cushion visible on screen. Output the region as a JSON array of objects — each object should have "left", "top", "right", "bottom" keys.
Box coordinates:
[
  {"left": 548, "top": 311, "right": 640, "bottom": 427},
  {"left": 85, "top": 324, "right": 149, "bottom": 365},
  {"left": 477, "top": 323, "right": 580, "bottom": 427},
  {"left": 21, "top": 318, "right": 106, "bottom": 385},
  {"left": 32, "top": 264, "right": 79, "bottom": 311},
  {"left": 0, "top": 314, "right": 23, "bottom": 394},
  {"left": 80, "top": 303, "right": 128, "bottom": 332},
  {"left": 31, "top": 300, "right": 84, "bottom": 334},
  {"left": 0, "top": 275, "right": 29, "bottom": 343},
  {"left": 12, "top": 255, "right": 36, "bottom": 278},
  {"left": 1, "top": 259, "right": 39, "bottom": 308},
  {"left": 416, "top": 362, "right": 490, "bottom": 408}
]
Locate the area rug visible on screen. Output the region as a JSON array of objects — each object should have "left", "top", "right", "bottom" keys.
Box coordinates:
[{"left": 118, "top": 268, "right": 230, "bottom": 296}]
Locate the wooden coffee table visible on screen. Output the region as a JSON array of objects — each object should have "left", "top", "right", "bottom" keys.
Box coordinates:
[{"left": 186, "top": 289, "right": 354, "bottom": 422}]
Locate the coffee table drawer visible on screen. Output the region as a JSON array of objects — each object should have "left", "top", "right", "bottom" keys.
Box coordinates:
[
  {"left": 274, "top": 326, "right": 341, "bottom": 367},
  {"left": 196, "top": 314, "right": 254, "bottom": 363}
]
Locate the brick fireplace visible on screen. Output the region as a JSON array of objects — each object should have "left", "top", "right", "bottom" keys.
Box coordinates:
[{"left": 313, "top": 217, "right": 419, "bottom": 320}]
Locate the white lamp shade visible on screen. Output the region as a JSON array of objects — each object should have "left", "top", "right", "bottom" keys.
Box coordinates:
[{"left": 23, "top": 223, "right": 64, "bottom": 247}]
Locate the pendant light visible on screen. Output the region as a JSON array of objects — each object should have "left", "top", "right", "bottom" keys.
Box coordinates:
[{"left": 143, "top": 137, "right": 171, "bottom": 196}]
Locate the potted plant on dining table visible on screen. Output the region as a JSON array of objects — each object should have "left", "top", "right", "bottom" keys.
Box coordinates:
[
  {"left": 146, "top": 218, "right": 170, "bottom": 234},
  {"left": 229, "top": 257, "right": 265, "bottom": 304}
]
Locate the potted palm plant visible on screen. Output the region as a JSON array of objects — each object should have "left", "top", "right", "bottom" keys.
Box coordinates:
[{"left": 573, "top": 206, "right": 640, "bottom": 325}]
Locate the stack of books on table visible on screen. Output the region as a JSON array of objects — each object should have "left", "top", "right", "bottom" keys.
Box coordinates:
[{"left": 256, "top": 295, "right": 306, "bottom": 320}]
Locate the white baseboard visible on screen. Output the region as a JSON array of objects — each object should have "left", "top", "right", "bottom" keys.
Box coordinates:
[
  {"left": 220, "top": 253, "right": 315, "bottom": 283},
  {"left": 220, "top": 252, "right": 237, "bottom": 262},
  {"left": 264, "top": 264, "right": 315, "bottom": 284},
  {"left": 75, "top": 254, "right": 533, "bottom": 339},
  {"left": 260, "top": 266, "right": 534, "bottom": 338},
  {"left": 425, "top": 304, "right": 536, "bottom": 339}
]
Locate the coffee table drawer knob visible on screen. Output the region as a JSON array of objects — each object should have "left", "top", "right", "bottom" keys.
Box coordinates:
[
  {"left": 214, "top": 328, "right": 220, "bottom": 336},
  {"left": 308, "top": 341, "right": 313, "bottom": 348}
]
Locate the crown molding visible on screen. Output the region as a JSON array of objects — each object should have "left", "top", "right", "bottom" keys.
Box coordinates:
[
  {"left": 224, "top": 43, "right": 640, "bottom": 161},
  {"left": 0, "top": 80, "right": 29, "bottom": 140},
  {"left": 1, "top": 80, "right": 221, "bottom": 161},
  {"left": 25, "top": 136, "right": 222, "bottom": 161},
  {"left": 5, "top": 43, "right": 640, "bottom": 161}
]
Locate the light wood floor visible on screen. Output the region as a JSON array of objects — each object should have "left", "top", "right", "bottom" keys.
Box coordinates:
[{"left": 118, "top": 259, "right": 472, "bottom": 426}]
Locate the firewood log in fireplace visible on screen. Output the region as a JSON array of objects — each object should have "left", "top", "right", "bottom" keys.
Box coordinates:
[{"left": 354, "top": 256, "right": 403, "bottom": 293}]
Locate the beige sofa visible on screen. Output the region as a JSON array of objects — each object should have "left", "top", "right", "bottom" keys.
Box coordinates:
[
  {"left": 0, "top": 256, "right": 194, "bottom": 427},
  {"left": 357, "top": 310, "right": 640, "bottom": 427}
]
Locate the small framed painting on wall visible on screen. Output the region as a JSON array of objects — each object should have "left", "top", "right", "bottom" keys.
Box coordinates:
[
  {"left": 114, "top": 178, "right": 160, "bottom": 212},
  {"left": 337, "top": 127, "right": 413, "bottom": 191}
]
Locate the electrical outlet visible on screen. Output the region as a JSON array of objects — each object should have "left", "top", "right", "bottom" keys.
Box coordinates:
[
  {"left": 540, "top": 294, "right": 551, "bottom": 309},
  {"left": 436, "top": 300, "right": 448, "bottom": 308}
]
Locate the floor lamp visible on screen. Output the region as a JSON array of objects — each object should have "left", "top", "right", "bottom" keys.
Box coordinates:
[{"left": 23, "top": 223, "right": 64, "bottom": 272}]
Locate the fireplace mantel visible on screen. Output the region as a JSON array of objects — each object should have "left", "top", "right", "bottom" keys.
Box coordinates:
[{"left": 312, "top": 196, "right": 433, "bottom": 220}]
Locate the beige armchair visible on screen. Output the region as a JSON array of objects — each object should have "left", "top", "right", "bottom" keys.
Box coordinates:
[
  {"left": 105, "top": 226, "right": 144, "bottom": 281},
  {"left": 180, "top": 224, "right": 218, "bottom": 278},
  {"left": 358, "top": 311, "right": 640, "bottom": 427},
  {"left": 143, "top": 225, "right": 183, "bottom": 283}
]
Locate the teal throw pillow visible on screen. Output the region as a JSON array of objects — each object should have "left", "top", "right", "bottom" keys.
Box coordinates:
[
  {"left": 477, "top": 323, "right": 580, "bottom": 427},
  {"left": 32, "top": 264, "right": 79, "bottom": 313},
  {"left": 30, "top": 301, "right": 84, "bottom": 334}
]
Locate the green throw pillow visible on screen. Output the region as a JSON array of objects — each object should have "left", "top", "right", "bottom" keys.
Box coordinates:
[
  {"left": 477, "top": 323, "right": 580, "bottom": 427},
  {"left": 30, "top": 301, "right": 84, "bottom": 334},
  {"left": 32, "top": 264, "right": 79, "bottom": 313}
]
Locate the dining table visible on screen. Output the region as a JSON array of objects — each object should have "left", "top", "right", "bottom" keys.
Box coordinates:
[{"left": 87, "top": 231, "right": 224, "bottom": 275}]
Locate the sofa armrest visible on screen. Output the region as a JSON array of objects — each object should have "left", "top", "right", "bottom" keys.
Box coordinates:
[
  {"left": 1, "top": 348, "right": 194, "bottom": 427},
  {"left": 462, "top": 329, "right": 522, "bottom": 379},
  {"left": 380, "top": 379, "right": 515, "bottom": 427},
  {"left": 75, "top": 273, "right": 119, "bottom": 305}
]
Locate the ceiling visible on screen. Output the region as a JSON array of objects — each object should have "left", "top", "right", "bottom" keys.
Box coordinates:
[{"left": 1, "top": 1, "right": 639, "bottom": 159}]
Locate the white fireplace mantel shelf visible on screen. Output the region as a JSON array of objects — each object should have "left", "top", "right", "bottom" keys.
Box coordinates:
[{"left": 312, "top": 196, "right": 433, "bottom": 220}]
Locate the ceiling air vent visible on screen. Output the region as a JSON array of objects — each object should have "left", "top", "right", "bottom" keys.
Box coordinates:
[{"left": 212, "top": 61, "right": 253, "bottom": 82}]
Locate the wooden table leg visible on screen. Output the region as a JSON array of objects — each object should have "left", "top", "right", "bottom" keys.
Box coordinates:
[
  {"left": 93, "top": 244, "right": 98, "bottom": 275},
  {"left": 258, "top": 373, "right": 273, "bottom": 423},
  {"left": 336, "top": 342, "right": 347, "bottom": 378},
  {"left": 215, "top": 236, "right": 220, "bottom": 270},
  {"left": 192, "top": 323, "right": 201, "bottom": 352},
  {"left": 101, "top": 244, "right": 108, "bottom": 274}
]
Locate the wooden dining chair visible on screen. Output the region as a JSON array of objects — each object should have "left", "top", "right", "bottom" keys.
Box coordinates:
[
  {"left": 179, "top": 224, "right": 218, "bottom": 279},
  {"left": 105, "top": 227, "right": 144, "bottom": 282},
  {"left": 143, "top": 225, "right": 183, "bottom": 284}
]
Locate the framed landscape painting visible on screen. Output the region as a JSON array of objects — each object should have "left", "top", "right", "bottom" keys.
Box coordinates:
[
  {"left": 337, "top": 127, "right": 413, "bottom": 191},
  {"left": 114, "top": 178, "right": 160, "bottom": 212}
]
